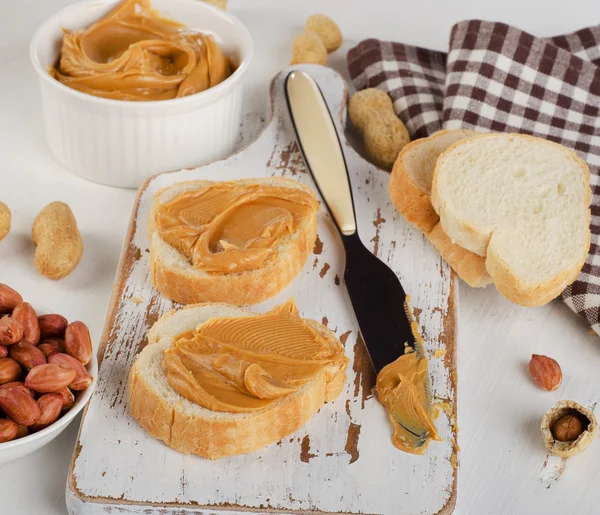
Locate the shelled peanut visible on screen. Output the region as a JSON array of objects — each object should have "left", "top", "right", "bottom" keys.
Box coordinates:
[
  {"left": 0, "top": 283, "right": 93, "bottom": 443},
  {"left": 528, "top": 354, "right": 562, "bottom": 391}
]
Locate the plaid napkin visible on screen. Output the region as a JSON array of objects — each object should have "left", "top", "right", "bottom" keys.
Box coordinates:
[{"left": 347, "top": 21, "right": 600, "bottom": 334}]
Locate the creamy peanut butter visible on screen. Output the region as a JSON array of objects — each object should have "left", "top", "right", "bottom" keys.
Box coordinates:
[
  {"left": 164, "top": 300, "right": 347, "bottom": 413},
  {"left": 51, "top": 0, "right": 232, "bottom": 101},
  {"left": 376, "top": 352, "right": 441, "bottom": 454},
  {"left": 155, "top": 182, "right": 319, "bottom": 273},
  {"left": 376, "top": 318, "right": 441, "bottom": 454}
]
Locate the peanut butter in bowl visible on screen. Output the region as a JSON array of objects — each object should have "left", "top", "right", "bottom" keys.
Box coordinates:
[
  {"left": 50, "top": 0, "right": 233, "bottom": 101},
  {"left": 30, "top": 0, "right": 252, "bottom": 187}
]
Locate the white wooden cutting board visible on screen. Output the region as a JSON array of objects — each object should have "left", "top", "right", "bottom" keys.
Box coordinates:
[{"left": 66, "top": 65, "right": 458, "bottom": 515}]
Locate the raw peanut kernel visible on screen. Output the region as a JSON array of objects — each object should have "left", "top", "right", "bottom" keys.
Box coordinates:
[
  {"left": 0, "top": 418, "right": 18, "bottom": 443},
  {"left": 65, "top": 321, "right": 92, "bottom": 365},
  {"left": 552, "top": 413, "right": 587, "bottom": 442},
  {"left": 38, "top": 314, "right": 68, "bottom": 339},
  {"left": 0, "top": 345, "right": 7, "bottom": 359},
  {"left": 48, "top": 353, "right": 92, "bottom": 391},
  {"left": 0, "top": 386, "right": 41, "bottom": 426},
  {"left": 0, "top": 284, "right": 22, "bottom": 314},
  {"left": 38, "top": 343, "right": 59, "bottom": 358},
  {"left": 30, "top": 393, "right": 63, "bottom": 432},
  {"left": 11, "top": 303, "right": 40, "bottom": 345},
  {"left": 0, "top": 358, "right": 21, "bottom": 385},
  {"left": 39, "top": 338, "right": 65, "bottom": 353},
  {"left": 0, "top": 382, "right": 34, "bottom": 398},
  {"left": 56, "top": 387, "right": 74, "bottom": 410},
  {"left": 0, "top": 317, "right": 24, "bottom": 345},
  {"left": 25, "top": 364, "right": 76, "bottom": 393},
  {"left": 9, "top": 341, "right": 46, "bottom": 370},
  {"left": 528, "top": 354, "right": 562, "bottom": 391},
  {"left": 16, "top": 424, "right": 29, "bottom": 438}
]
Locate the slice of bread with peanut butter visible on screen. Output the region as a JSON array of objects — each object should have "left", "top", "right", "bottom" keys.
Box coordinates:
[
  {"left": 149, "top": 177, "right": 319, "bottom": 305},
  {"left": 388, "top": 130, "right": 492, "bottom": 288},
  {"left": 129, "top": 299, "right": 347, "bottom": 459}
]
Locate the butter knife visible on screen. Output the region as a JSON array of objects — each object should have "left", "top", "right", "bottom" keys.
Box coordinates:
[
  {"left": 285, "top": 70, "right": 435, "bottom": 446},
  {"left": 285, "top": 70, "right": 418, "bottom": 371}
]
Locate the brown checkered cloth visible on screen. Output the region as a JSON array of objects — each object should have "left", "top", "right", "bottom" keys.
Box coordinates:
[{"left": 347, "top": 20, "right": 600, "bottom": 334}]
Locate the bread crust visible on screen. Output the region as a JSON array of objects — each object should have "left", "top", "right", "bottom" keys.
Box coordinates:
[
  {"left": 129, "top": 305, "right": 347, "bottom": 459},
  {"left": 389, "top": 147, "right": 438, "bottom": 234},
  {"left": 149, "top": 178, "right": 319, "bottom": 305},
  {"left": 428, "top": 224, "right": 491, "bottom": 288},
  {"left": 485, "top": 228, "right": 590, "bottom": 307},
  {"left": 388, "top": 130, "right": 491, "bottom": 288},
  {"left": 432, "top": 133, "right": 592, "bottom": 306}
]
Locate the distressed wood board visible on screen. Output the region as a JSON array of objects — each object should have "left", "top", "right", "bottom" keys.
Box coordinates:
[{"left": 66, "top": 65, "right": 458, "bottom": 515}]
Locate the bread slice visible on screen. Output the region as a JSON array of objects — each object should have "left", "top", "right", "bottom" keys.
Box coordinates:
[
  {"left": 129, "top": 302, "right": 347, "bottom": 459},
  {"left": 388, "top": 130, "right": 491, "bottom": 288},
  {"left": 431, "top": 133, "right": 591, "bottom": 306},
  {"left": 149, "top": 177, "right": 318, "bottom": 305}
]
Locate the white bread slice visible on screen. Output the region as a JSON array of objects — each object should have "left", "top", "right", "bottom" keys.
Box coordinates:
[
  {"left": 149, "top": 177, "right": 318, "bottom": 306},
  {"left": 389, "top": 130, "right": 475, "bottom": 233},
  {"left": 388, "top": 130, "right": 491, "bottom": 288},
  {"left": 431, "top": 133, "right": 591, "bottom": 306},
  {"left": 129, "top": 302, "right": 347, "bottom": 459}
]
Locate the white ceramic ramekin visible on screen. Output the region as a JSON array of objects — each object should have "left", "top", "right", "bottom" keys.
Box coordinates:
[{"left": 30, "top": 0, "right": 253, "bottom": 188}]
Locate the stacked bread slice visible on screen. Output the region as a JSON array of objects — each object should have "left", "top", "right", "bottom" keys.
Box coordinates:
[
  {"left": 390, "top": 131, "right": 591, "bottom": 306},
  {"left": 389, "top": 130, "right": 491, "bottom": 288}
]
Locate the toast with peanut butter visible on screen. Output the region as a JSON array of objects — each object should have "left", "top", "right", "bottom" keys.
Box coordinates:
[
  {"left": 388, "top": 129, "right": 492, "bottom": 288},
  {"left": 128, "top": 300, "right": 347, "bottom": 459},
  {"left": 149, "top": 177, "right": 319, "bottom": 305}
]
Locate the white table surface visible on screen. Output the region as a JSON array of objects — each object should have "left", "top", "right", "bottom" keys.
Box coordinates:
[{"left": 1, "top": 1, "right": 600, "bottom": 514}]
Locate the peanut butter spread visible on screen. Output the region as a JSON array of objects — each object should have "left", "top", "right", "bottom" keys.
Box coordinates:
[
  {"left": 163, "top": 300, "right": 347, "bottom": 413},
  {"left": 376, "top": 316, "right": 441, "bottom": 454},
  {"left": 377, "top": 352, "right": 441, "bottom": 454},
  {"left": 51, "top": 0, "right": 232, "bottom": 101},
  {"left": 155, "top": 182, "right": 318, "bottom": 273}
]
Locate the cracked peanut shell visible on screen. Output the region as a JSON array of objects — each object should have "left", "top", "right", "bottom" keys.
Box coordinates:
[{"left": 541, "top": 400, "right": 597, "bottom": 457}]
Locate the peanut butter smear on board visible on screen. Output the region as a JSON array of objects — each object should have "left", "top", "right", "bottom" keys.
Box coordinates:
[
  {"left": 164, "top": 300, "right": 347, "bottom": 413},
  {"left": 155, "top": 182, "right": 318, "bottom": 273},
  {"left": 50, "top": 0, "right": 232, "bottom": 101},
  {"left": 376, "top": 320, "right": 441, "bottom": 454}
]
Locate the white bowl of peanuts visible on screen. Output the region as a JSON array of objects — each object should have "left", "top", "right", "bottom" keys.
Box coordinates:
[{"left": 0, "top": 284, "right": 97, "bottom": 463}]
